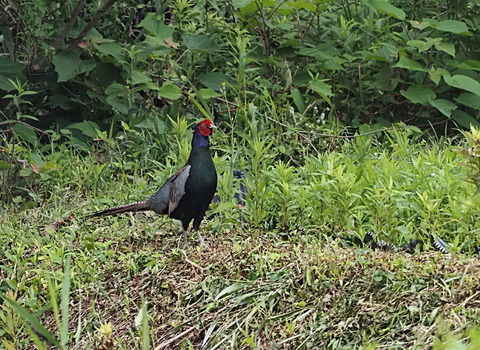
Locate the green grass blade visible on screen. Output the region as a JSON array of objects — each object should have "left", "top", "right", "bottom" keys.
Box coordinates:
[
  {"left": 141, "top": 298, "right": 150, "bottom": 350},
  {"left": 1, "top": 293, "right": 63, "bottom": 348},
  {"left": 46, "top": 276, "right": 61, "bottom": 331},
  {"left": 188, "top": 93, "right": 212, "bottom": 120},
  {"left": 60, "top": 256, "right": 71, "bottom": 346}
]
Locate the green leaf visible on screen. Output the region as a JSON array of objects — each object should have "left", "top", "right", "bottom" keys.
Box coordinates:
[
  {"left": 60, "top": 257, "right": 71, "bottom": 346},
  {"left": 429, "top": 99, "right": 457, "bottom": 117},
  {"left": 13, "top": 123, "right": 37, "bottom": 145},
  {"left": 215, "top": 282, "right": 246, "bottom": 300},
  {"left": 455, "top": 93, "right": 480, "bottom": 110},
  {"left": 308, "top": 79, "right": 333, "bottom": 106},
  {"left": 451, "top": 110, "right": 480, "bottom": 128},
  {"left": 393, "top": 56, "right": 425, "bottom": 71},
  {"left": 139, "top": 14, "right": 173, "bottom": 39},
  {"left": 232, "top": 0, "right": 255, "bottom": 8},
  {"left": 407, "top": 39, "right": 435, "bottom": 52},
  {"left": 130, "top": 71, "right": 151, "bottom": 85},
  {"left": 197, "top": 88, "right": 220, "bottom": 100},
  {"left": 105, "top": 96, "right": 130, "bottom": 114},
  {"left": 288, "top": 0, "right": 316, "bottom": 12},
  {"left": 364, "top": 0, "right": 406, "bottom": 20},
  {"left": 428, "top": 67, "right": 448, "bottom": 85},
  {"left": 158, "top": 82, "right": 181, "bottom": 100},
  {"left": 308, "top": 79, "right": 332, "bottom": 96},
  {"left": 291, "top": 88, "right": 305, "bottom": 113},
  {"left": 105, "top": 83, "right": 129, "bottom": 97},
  {"left": 0, "top": 294, "right": 62, "bottom": 348},
  {"left": 400, "top": 85, "right": 436, "bottom": 105},
  {"left": 434, "top": 42, "right": 455, "bottom": 57},
  {"left": 201, "top": 72, "right": 237, "bottom": 91},
  {"left": 434, "top": 20, "right": 470, "bottom": 35},
  {"left": 0, "top": 57, "right": 25, "bottom": 91},
  {"left": 94, "top": 41, "right": 127, "bottom": 63},
  {"left": 69, "top": 121, "right": 100, "bottom": 138},
  {"left": 52, "top": 51, "right": 96, "bottom": 82},
  {"left": 444, "top": 74, "right": 480, "bottom": 98},
  {"left": 410, "top": 20, "right": 431, "bottom": 30},
  {"left": 183, "top": 35, "right": 220, "bottom": 52},
  {"left": 139, "top": 14, "right": 175, "bottom": 50}
]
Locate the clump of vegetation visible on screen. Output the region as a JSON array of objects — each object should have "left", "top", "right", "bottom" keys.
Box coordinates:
[{"left": 1, "top": 0, "right": 480, "bottom": 348}]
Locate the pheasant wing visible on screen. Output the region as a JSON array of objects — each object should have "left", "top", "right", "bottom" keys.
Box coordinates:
[{"left": 168, "top": 165, "right": 191, "bottom": 215}]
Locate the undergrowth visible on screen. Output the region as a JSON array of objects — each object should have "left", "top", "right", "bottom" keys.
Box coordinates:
[{"left": 1, "top": 120, "right": 480, "bottom": 349}]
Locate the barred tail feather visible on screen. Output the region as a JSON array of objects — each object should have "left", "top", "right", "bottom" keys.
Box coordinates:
[{"left": 88, "top": 201, "right": 149, "bottom": 217}]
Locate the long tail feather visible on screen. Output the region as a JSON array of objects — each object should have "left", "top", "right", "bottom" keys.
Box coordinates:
[{"left": 87, "top": 201, "right": 149, "bottom": 217}]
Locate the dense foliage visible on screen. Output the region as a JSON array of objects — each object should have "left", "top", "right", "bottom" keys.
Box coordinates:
[{"left": 1, "top": 0, "right": 480, "bottom": 348}]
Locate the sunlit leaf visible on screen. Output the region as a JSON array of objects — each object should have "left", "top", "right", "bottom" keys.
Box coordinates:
[
  {"left": 201, "top": 72, "right": 237, "bottom": 90},
  {"left": 52, "top": 51, "right": 95, "bottom": 82},
  {"left": 444, "top": 74, "right": 480, "bottom": 97},
  {"left": 429, "top": 99, "right": 457, "bottom": 117},
  {"left": 400, "top": 85, "right": 436, "bottom": 105},
  {"left": 364, "top": 0, "right": 406, "bottom": 20},
  {"left": 434, "top": 42, "right": 455, "bottom": 57},
  {"left": 455, "top": 93, "right": 480, "bottom": 110},
  {"left": 393, "top": 56, "right": 426, "bottom": 71},
  {"left": 183, "top": 35, "right": 220, "bottom": 52},
  {"left": 434, "top": 20, "right": 470, "bottom": 35},
  {"left": 158, "top": 82, "right": 182, "bottom": 100}
]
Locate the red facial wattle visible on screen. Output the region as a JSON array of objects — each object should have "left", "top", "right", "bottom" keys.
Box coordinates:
[{"left": 198, "top": 119, "right": 214, "bottom": 136}]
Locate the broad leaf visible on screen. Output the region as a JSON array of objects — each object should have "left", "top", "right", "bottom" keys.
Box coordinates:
[
  {"left": 455, "top": 93, "right": 480, "bottom": 110},
  {"left": 105, "top": 96, "right": 130, "bottom": 114},
  {"left": 400, "top": 85, "right": 436, "bottom": 105},
  {"left": 158, "top": 83, "right": 181, "bottom": 100},
  {"left": 451, "top": 110, "right": 480, "bottom": 128},
  {"left": 291, "top": 88, "right": 305, "bottom": 113},
  {"left": 139, "top": 14, "right": 173, "bottom": 39},
  {"left": 183, "top": 35, "right": 220, "bottom": 52},
  {"left": 308, "top": 79, "right": 333, "bottom": 106},
  {"left": 434, "top": 42, "right": 455, "bottom": 57},
  {"left": 308, "top": 79, "right": 332, "bottom": 96},
  {"left": 434, "top": 20, "right": 470, "bottom": 35},
  {"left": 197, "top": 88, "right": 220, "bottom": 100},
  {"left": 94, "top": 41, "right": 126, "bottom": 63},
  {"left": 105, "top": 83, "right": 129, "bottom": 97},
  {"left": 288, "top": 0, "right": 316, "bottom": 12},
  {"left": 407, "top": 39, "right": 436, "bottom": 52},
  {"left": 201, "top": 72, "right": 237, "bottom": 90},
  {"left": 130, "top": 71, "right": 151, "bottom": 85},
  {"left": 53, "top": 51, "right": 96, "bottom": 82},
  {"left": 69, "top": 121, "right": 100, "bottom": 138},
  {"left": 429, "top": 98, "right": 457, "bottom": 117},
  {"left": 232, "top": 0, "right": 254, "bottom": 8},
  {"left": 0, "top": 57, "right": 25, "bottom": 91},
  {"left": 444, "top": 74, "right": 480, "bottom": 98},
  {"left": 393, "top": 56, "right": 425, "bottom": 71},
  {"left": 428, "top": 67, "right": 449, "bottom": 85},
  {"left": 13, "top": 123, "right": 38, "bottom": 146},
  {"left": 364, "top": 0, "right": 406, "bottom": 20},
  {"left": 410, "top": 20, "right": 431, "bottom": 30}
]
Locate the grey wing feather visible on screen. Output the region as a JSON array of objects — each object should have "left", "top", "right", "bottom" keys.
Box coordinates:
[
  {"left": 145, "top": 165, "right": 191, "bottom": 215},
  {"left": 168, "top": 165, "right": 191, "bottom": 215}
]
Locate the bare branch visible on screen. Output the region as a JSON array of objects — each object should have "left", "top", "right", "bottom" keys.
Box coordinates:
[{"left": 67, "top": 0, "right": 119, "bottom": 51}]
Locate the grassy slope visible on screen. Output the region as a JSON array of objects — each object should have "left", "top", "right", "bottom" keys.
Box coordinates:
[
  {"left": 1, "top": 204, "right": 479, "bottom": 349},
  {"left": 1, "top": 132, "right": 480, "bottom": 349}
]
